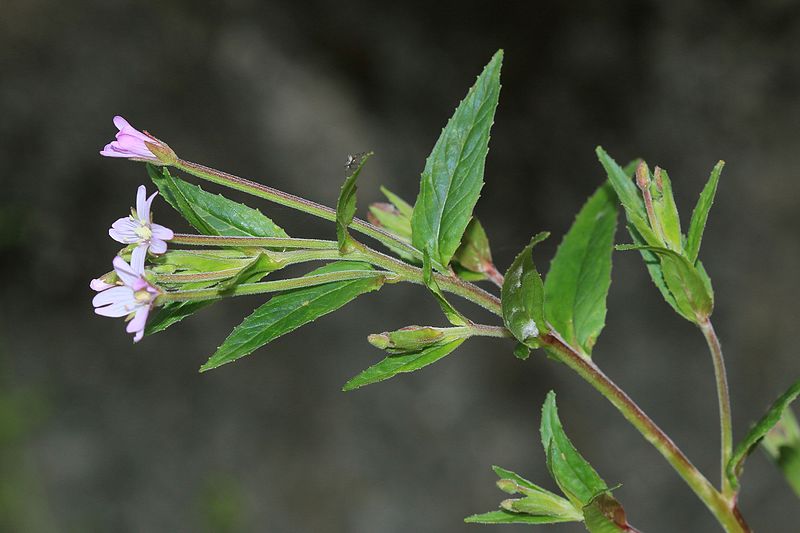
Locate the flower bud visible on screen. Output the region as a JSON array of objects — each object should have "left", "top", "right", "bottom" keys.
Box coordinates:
[{"left": 367, "top": 326, "right": 469, "bottom": 354}]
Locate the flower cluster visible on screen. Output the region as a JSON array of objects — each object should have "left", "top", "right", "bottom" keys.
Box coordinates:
[{"left": 93, "top": 117, "right": 174, "bottom": 342}]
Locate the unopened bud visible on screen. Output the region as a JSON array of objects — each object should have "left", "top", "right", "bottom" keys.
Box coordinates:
[
  {"left": 499, "top": 499, "right": 518, "bottom": 512},
  {"left": 496, "top": 479, "right": 519, "bottom": 494},
  {"left": 635, "top": 161, "right": 650, "bottom": 191},
  {"left": 367, "top": 333, "right": 391, "bottom": 350},
  {"left": 653, "top": 166, "right": 663, "bottom": 192}
]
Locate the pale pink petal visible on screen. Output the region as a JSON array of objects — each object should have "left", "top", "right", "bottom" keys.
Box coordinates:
[
  {"left": 93, "top": 287, "right": 138, "bottom": 317},
  {"left": 149, "top": 238, "right": 167, "bottom": 255},
  {"left": 130, "top": 245, "right": 148, "bottom": 274},
  {"left": 126, "top": 306, "right": 150, "bottom": 340},
  {"left": 113, "top": 256, "right": 141, "bottom": 286},
  {"left": 100, "top": 144, "right": 130, "bottom": 158},
  {"left": 109, "top": 217, "right": 139, "bottom": 243},
  {"left": 150, "top": 224, "right": 174, "bottom": 241},
  {"left": 90, "top": 278, "right": 115, "bottom": 291},
  {"left": 135, "top": 186, "right": 147, "bottom": 219},
  {"left": 113, "top": 116, "right": 132, "bottom": 130}
]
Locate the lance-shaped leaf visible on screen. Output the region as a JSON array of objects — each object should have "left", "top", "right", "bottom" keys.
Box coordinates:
[
  {"left": 596, "top": 147, "right": 660, "bottom": 247},
  {"left": 685, "top": 161, "right": 724, "bottom": 264},
  {"left": 582, "top": 492, "right": 635, "bottom": 533},
  {"left": 727, "top": 378, "right": 800, "bottom": 491},
  {"left": 336, "top": 152, "right": 372, "bottom": 253},
  {"left": 452, "top": 218, "right": 494, "bottom": 279},
  {"left": 464, "top": 510, "right": 577, "bottom": 525},
  {"left": 762, "top": 409, "right": 800, "bottom": 498},
  {"left": 411, "top": 50, "right": 503, "bottom": 268},
  {"left": 200, "top": 262, "right": 384, "bottom": 372},
  {"left": 540, "top": 392, "right": 608, "bottom": 507},
  {"left": 423, "top": 251, "right": 468, "bottom": 326},
  {"left": 617, "top": 244, "right": 713, "bottom": 322},
  {"left": 502, "top": 233, "right": 550, "bottom": 348},
  {"left": 342, "top": 338, "right": 465, "bottom": 391},
  {"left": 544, "top": 184, "right": 618, "bottom": 355},
  {"left": 148, "top": 165, "right": 288, "bottom": 239}
]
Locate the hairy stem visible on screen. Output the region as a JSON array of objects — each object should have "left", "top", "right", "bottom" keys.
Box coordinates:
[
  {"left": 699, "top": 318, "right": 734, "bottom": 497},
  {"left": 539, "top": 332, "right": 750, "bottom": 533},
  {"left": 170, "top": 233, "right": 338, "bottom": 249},
  {"left": 156, "top": 269, "right": 392, "bottom": 303},
  {"left": 173, "top": 159, "right": 446, "bottom": 269}
]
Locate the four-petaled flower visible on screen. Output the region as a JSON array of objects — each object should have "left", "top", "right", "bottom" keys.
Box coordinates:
[
  {"left": 92, "top": 256, "right": 160, "bottom": 343},
  {"left": 109, "top": 185, "right": 174, "bottom": 269},
  {"left": 100, "top": 116, "right": 176, "bottom": 165}
]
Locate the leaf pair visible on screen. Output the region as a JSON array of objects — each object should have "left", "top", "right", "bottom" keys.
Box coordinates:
[
  {"left": 501, "top": 183, "right": 619, "bottom": 357},
  {"left": 467, "top": 392, "right": 635, "bottom": 532},
  {"left": 597, "top": 148, "right": 721, "bottom": 324}
]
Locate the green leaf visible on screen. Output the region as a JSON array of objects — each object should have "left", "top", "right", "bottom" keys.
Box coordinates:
[
  {"left": 540, "top": 391, "right": 608, "bottom": 507},
  {"left": 544, "top": 184, "right": 618, "bottom": 355},
  {"left": 685, "top": 161, "right": 724, "bottom": 264},
  {"left": 200, "top": 262, "right": 384, "bottom": 372},
  {"left": 502, "top": 233, "right": 550, "bottom": 347},
  {"left": 762, "top": 409, "right": 800, "bottom": 498},
  {"left": 595, "top": 148, "right": 660, "bottom": 247},
  {"left": 148, "top": 164, "right": 287, "bottom": 238},
  {"left": 146, "top": 301, "right": 215, "bottom": 335},
  {"left": 423, "top": 251, "right": 468, "bottom": 326},
  {"left": 617, "top": 244, "right": 713, "bottom": 322},
  {"left": 453, "top": 218, "right": 494, "bottom": 276},
  {"left": 727, "top": 378, "right": 800, "bottom": 491},
  {"left": 342, "top": 338, "right": 465, "bottom": 391},
  {"left": 628, "top": 226, "right": 683, "bottom": 317},
  {"left": 216, "top": 253, "right": 278, "bottom": 292},
  {"left": 411, "top": 50, "right": 503, "bottom": 267},
  {"left": 464, "top": 510, "right": 576, "bottom": 525},
  {"left": 651, "top": 167, "right": 682, "bottom": 252},
  {"left": 582, "top": 492, "right": 631, "bottom": 533},
  {"left": 336, "top": 152, "right": 372, "bottom": 252}
]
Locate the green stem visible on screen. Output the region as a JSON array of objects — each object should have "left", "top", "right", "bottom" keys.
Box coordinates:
[
  {"left": 171, "top": 233, "right": 338, "bottom": 249},
  {"left": 540, "top": 332, "right": 750, "bottom": 533},
  {"left": 156, "top": 269, "right": 391, "bottom": 303},
  {"left": 173, "top": 159, "right": 443, "bottom": 268},
  {"left": 348, "top": 242, "right": 503, "bottom": 316},
  {"left": 699, "top": 318, "right": 735, "bottom": 498},
  {"left": 468, "top": 323, "right": 514, "bottom": 339}
]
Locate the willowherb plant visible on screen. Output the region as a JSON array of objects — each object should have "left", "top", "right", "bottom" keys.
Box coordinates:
[{"left": 91, "top": 50, "right": 799, "bottom": 531}]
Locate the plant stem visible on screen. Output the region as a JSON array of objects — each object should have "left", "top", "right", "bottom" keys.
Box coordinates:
[
  {"left": 156, "top": 269, "right": 391, "bottom": 303},
  {"left": 699, "top": 318, "right": 734, "bottom": 497},
  {"left": 171, "top": 233, "right": 338, "bottom": 249},
  {"left": 539, "top": 332, "right": 750, "bottom": 533},
  {"left": 173, "top": 159, "right": 444, "bottom": 268}
]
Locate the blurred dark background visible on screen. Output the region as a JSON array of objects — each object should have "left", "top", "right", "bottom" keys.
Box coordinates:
[{"left": 2, "top": 1, "right": 800, "bottom": 531}]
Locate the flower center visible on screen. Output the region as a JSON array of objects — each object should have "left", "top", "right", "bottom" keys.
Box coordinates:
[
  {"left": 134, "top": 289, "right": 153, "bottom": 303},
  {"left": 135, "top": 223, "right": 153, "bottom": 241}
]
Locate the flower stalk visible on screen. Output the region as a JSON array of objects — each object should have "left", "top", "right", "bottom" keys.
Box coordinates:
[{"left": 700, "top": 318, "right": 735, "bottom": 497}]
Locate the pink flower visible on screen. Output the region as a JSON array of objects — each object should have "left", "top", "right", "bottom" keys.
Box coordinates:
[
  {"left": 92, "top": 256, "right": 160, "bottom": 343},
  {"left": 100, "top": 116, "right": 176, "bottom": 164},
  {"left": 109, "top": 185, "right": 174, "bottom": 267}
]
